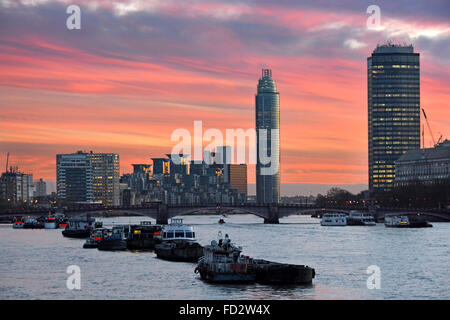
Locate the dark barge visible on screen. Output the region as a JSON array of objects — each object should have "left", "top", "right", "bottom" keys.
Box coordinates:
[
  {"left": 196, "top": 233, "right": 315, "bottom": 285},
  {"left": 253, "top": 259, "right": 315, "bottom": 284},
  {"left": 126, "top": 221, "right": 162, "bottom": 250}
]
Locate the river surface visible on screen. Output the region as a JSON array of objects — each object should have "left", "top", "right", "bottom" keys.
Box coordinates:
[{"left": 0, "top": 214, "right": 449, "bottom": 300}]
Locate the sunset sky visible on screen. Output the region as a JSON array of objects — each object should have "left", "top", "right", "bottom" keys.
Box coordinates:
[{"left": 0, "top": 0, "right": 449, "bottom": 188}]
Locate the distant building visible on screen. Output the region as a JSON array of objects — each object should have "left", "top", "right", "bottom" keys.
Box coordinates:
[
  {"left": 228, "top": 164, "right": 247, "bottom": 198},
  {"left": 395, "top": 140, "right": 450, "bottom": 186},
  {"left": 129, "top": 164, "right": 152, "bottom": 193},
  {"left": 368, "top": 43, "right": 420, "bottom": 193},
  {"left": 0, "top": 169, "right": 32, "bottom": 204},
  {"left": 57, "top": 151, "right": 120, "bottom": 206},
  {"left": 27, "top": 175, "right": 33, "bottom": 200},
  {"left": 256, "top": 68, "right": 280, "bottom": 204},
  {"left": 34, "top": 178, "right": 47, "bottom": 198},
  {"left": 88, "top": 152, "right": 120, "bottom": 206},
  {"left": 166, "top": 154, "right": 189, "bottom": 176},
  {"left": 152, "top": 158, "right": 171, "bottom": 177},
  {"left": 57, "top": 152, "right": 94, "bottom": 204},
  {"left": 123, "top": 151, "right": 246, "bottom": 206}
]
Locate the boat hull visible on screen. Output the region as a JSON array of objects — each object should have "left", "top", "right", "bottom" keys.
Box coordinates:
[
  {"left": 320, "top": 221, "right": 346, "bottom": 226},
  {"left": 155, "top": 243, "right": 203, "bottom": 262},
  {"left": 83, "top": 242, "right": 99, "bottom": 249},
  {"left": 127, "top": 239, "right": 160, "bottom": 250},
  {"left": 13, "top": 223, "right": 24, "bottom": 229},
  {"left": 347, "top": 219, "right": 376, "bottom": 226},
  {"left": 62, "top": 229, "right": 91, "bottom": 238},
  {"left": 23, "top": 223, "right": 44, "bottom": 229},
  {"left": 44, "top": 222, "right": 58, "bottom": 229},
  {"left": 253, "top": 260, "right": 315, "bottom": 284},
  {"left": 385, "top": 223, "right": 432, "bottom": 228},
  {"left": 98, "top": 239, "right": 127, "bottom": 251},
  {"left": 198, "top": 269, "right": 256, "bottom": 283}
]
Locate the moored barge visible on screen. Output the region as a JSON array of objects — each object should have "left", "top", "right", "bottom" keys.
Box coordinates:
[
  {"left": 98, "top": 225, "right": 128, "bottom": 251},
  {"left": 126, "top": 221, "right": 162, "bottom": 250}
]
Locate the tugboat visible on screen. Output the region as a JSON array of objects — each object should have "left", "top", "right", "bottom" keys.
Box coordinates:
[
  {"left": 320, "top": 213, "right": 347, "bottom": 226},
  {"left": 195, "top": 233, "right": 316, "bottom": 285},
  {"left": 195, "top": 233, "right": 256, "bottom": 283},
  {"left": 12, "top": 216, "right": 25, "bottom": 229},
  {"left": 83, "top": 228, "right": 107, "bottom": 248},
  {"left": 346, "top": 211, "right": 376, "bottom": 226},
  {"left": 155, "top": 219, "right": 203, "bottom": 262},
  {"left": 62, "top": 216, "right": 99, "bottom": 238},
  {"left": 385, "top": 214, "right": 433, "bottom": 228},
  {"left": 98, "top": 226, "right": 128, "bottom": 251},
  {"left": 126, "top": 221, "right": 163, "bottom": 250}
]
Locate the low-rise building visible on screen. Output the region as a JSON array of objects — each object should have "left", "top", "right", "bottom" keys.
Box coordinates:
[{"left": 395, "top": 140, "right": 450, "bottom": 186}]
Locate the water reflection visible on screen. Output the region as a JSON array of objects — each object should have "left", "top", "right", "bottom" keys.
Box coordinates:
[{"left": 0, "top": 214, "right": 449, "bottom": 299}]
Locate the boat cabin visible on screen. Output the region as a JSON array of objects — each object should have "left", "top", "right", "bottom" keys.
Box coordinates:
[
  {"left": 162, "top": 219, "right": 196, "bottom": 241},
  {"left": 66, "top": 217, "right": 96, "bottom": 230}
]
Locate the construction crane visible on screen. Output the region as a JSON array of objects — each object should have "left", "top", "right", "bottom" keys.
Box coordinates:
[
  {"left": 421, "top": 108, "right": 436, "bottom": 147},
  {"left": 436, "top": 133, "right": 444, "bottom": 145}
]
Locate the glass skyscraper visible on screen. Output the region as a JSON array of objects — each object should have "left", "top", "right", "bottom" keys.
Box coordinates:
[
  {"left": 256, "top": 69, "right": 280, "bottom": 203},
  {"left": 368, "top": 44, "right": 420, "bottom": 193}
]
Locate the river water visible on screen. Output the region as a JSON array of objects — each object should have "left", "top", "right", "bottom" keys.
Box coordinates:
[{"left": 0, "top": 214, "right": 448, "bottom": 300}]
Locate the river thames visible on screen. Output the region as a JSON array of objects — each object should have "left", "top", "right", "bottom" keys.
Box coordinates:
[{"left": 1, "top": 214, "right": 449, "bottom": 299}]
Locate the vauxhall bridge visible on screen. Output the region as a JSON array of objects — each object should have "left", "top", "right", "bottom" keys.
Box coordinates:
[{"left": 1, "top": 202, "right": 449, "bottom": 224}]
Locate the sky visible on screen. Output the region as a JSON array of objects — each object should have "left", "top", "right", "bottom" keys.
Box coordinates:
[{"left": 0, "top": 0, "right": 449, "bottom": 188}]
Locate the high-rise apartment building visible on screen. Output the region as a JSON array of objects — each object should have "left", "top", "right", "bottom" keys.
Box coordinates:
[
  {"left": 368, "top": 43, "right": 420, "bottom": 193},
  {"left": 34, "top": 178, "right": 47, "bottom": 198},
  {"left": 0, "top": 169, "right": 32, "bottom": 204},
  {"left": 57, "top": 151, "right": 120, "bottom": 206},
  {"left": 88, "top": 152, "right": 120, "bottom": 206},
  {"left": 256, "top": 68, "right": 280, "bottom": 203},
  {"left": 57, "top": 152, "right": 94, "bottom": 204}
]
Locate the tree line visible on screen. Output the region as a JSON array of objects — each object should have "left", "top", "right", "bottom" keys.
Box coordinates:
[{"left": 315, "top": 179, "right": 449, "bottom": 209}]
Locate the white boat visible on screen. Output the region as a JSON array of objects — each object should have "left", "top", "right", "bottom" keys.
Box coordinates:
[
  {"left": 346, "top": 211, "right": 376, "bottom": 226},
  {"left": 161, "top": 218, "right": 196, "bottom": 241},
  {"left": 384, "top": 214, "right": 432, "bottom": 228},
  {"left": 155, "top": 219, "right": 203, "bottom": 261},
  {"left": 320, "top": 213, "right": 347, "bottom": 226}
]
